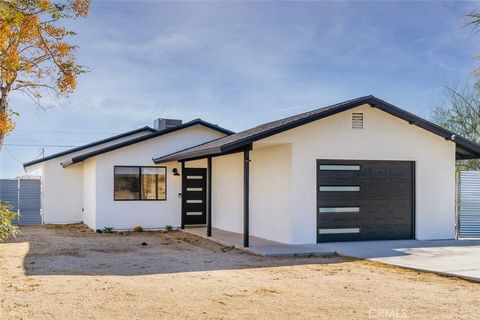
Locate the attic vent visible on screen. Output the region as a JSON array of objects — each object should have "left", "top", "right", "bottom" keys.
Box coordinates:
[{"left": 352, "top": 112, "right": 363, "bottom": 129}]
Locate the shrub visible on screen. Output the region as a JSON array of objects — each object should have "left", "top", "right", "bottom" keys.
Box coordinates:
[
  {"left": 0, "top": 202, "right": 19, "bottom": 241},
  {"left": 116, "top": 231, "right": 124, "bottom": 235},
  {"left": 165, "top": 225, "right": 173, "bottom": 232},
  {"left": 103, "top": 227, "right": 114, "bottom": 234},
  {"left": 133, "top": 225, "right": 143, "bottom": 232}
]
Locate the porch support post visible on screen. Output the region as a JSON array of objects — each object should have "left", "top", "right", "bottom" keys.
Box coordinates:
[
  {"left": 207, "top": 157, "right": 212, "bottom": 237},
  {"left": 243, "top": 149, "right": 250, "bottom": 247},
  {"left": 180, "top": 161, "right": 185, "bottom": 229}
]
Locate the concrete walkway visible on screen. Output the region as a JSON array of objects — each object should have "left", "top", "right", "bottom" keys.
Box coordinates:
[{"left": 183, "top": 227, "right": 480, "bottom": 281}]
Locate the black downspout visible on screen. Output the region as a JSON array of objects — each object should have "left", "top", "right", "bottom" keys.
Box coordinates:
[
  {"left": 207, "top": 157, "right": 212, "bottom": 237},
  {"left": 243, "top": 149, "right": 250, "bottom": 247},
  {"left": 181, "top": 161, "right": 185, "bottom": 229}
]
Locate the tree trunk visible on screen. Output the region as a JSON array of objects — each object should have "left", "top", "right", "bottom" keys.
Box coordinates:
[{"left": 0, "top": 90, "right": 8, "bottom": 151}]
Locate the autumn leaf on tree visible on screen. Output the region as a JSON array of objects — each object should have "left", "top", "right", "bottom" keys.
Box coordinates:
[{"left": 0, "top": 0, "right": 90, "bottom": 147}]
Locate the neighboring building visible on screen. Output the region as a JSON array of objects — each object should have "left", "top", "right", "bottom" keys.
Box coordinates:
[{"left": 25, "top": 96, "right": 480, "bottom": 246}]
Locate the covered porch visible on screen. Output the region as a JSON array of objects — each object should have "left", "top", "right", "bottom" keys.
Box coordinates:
[
  {"left": 178, "top": 146, "right": 254, "bottom": 247},
  {"left": 182, "top": 226, "right": 335, "bottom": 257}
]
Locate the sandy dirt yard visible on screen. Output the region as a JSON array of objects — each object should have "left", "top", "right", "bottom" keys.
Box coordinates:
[{"left": 0, "top": 226, "right": 479, "bottom": 320}]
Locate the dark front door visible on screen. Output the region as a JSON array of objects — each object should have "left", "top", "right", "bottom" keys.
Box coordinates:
[
  {"left": 182, "top": 168, "right": 207, "bottom": 225},
  {"left": 317, "top": 160, "right": 415, "bottom": 242}
]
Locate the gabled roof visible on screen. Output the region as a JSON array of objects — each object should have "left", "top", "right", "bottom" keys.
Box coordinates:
[
  {"left": 153, "top": 95, "right": 480, "bottom": 163},
  {"left": 60, "top": 119, "right": 234, "bottom": 167},
  {"left": 23, "top": 126, "right": 157, "bottom": 168}
]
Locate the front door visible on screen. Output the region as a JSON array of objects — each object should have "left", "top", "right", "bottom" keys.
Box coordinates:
[{"left": 182, "top": 168, "right": 207, "bottom": 225}]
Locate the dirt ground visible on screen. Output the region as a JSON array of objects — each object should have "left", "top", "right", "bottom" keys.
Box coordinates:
[{"left": 0, "top": 226, "right": 479, "bottom": 320}]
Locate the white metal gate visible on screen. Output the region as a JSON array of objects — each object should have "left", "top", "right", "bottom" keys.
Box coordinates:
[{"left": 458, "top": 171, "right": 480, "bottom": 238}]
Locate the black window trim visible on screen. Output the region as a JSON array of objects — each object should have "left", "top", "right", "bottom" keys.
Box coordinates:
[{"left": 114, "top": 165, "right": 167, "bottom": 201}]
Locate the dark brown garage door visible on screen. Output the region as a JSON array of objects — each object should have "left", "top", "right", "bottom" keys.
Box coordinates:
[{"left": 317, "top": 160, "right": 415, "bottom": 242}]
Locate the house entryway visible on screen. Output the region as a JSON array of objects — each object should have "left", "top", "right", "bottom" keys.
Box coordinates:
[{"left": 182, "top": 168, "right": 207, "bottom": 226}]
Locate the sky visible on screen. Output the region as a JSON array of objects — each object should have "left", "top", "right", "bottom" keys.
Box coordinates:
[{"left": 1, "top": 0, "right": 480, "bottom": 178}]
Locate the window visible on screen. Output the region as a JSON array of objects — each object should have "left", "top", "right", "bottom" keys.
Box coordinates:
[
  {"left": 114, "top": 167, "right": 140, "bottom": 200},
  {"left": 319, "top": 207, "right": 360, "bottom": 213},
  {"left": 319, "top": 186, "right": 360, "bottom": 192},
  {"left": 319, "top": 164, "right": 360, "bottom": 171},
  {"left": 318, "top": 228, "right": 360, "bottom": 234},
  {"left": 114, "top": 166, "right": 166, "bottom": 200}
]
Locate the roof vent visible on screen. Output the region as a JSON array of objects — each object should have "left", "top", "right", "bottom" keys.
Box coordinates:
[
  {"left": 352, "top": 112, "right": 363, "bottom": 129},
  {"left": 154, "top": 118, "right": 183, "bottom": 131}
]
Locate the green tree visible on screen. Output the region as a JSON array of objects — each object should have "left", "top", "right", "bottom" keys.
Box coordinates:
[
  {"left": 431, "top": 83, "right": 480, "bottom": 170},
  {"left": 0, "top": 202, "right": 19, "bottom": 241},
  {"left": 466, "top": 7, "right": 480, "bottom": 31}
]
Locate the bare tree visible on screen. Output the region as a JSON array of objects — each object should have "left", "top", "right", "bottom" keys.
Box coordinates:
[{"left": 432, "top": 83, "right": 480, "bottom": 170}]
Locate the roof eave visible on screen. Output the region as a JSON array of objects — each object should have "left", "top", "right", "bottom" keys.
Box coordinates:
[
  {"left": 60, "top": 120, "right": 233, "bottom": 167},
  {"left": 153, "top": 147, "right": 223, "bottom": 164},
  {"left": 60, "top": 159, "right": 74, "bottom": 168},
  {"left": 23, "top": 126, "right": 157, "bottom": 168},
  {"left": 152, "top": 96, "right": 480, "bottom": 163}
]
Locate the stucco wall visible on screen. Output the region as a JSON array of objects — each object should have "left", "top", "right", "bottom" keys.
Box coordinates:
[
  {"left": 212, "top": 153, "right": 244, "bottom": 233},
  {"left": 211, "top": 144, "right": 293, "bottom": 243},
  {"left": 42, "top": 161, "right": 83, "bottom": 224},
  {"left": 258, "top": 104, "right": 456, "bottom": 243},
  {"left": 250, "top": 144, "right": 292, "bottom": 243},
  {"left": 82, "top": 158, "right": 96, "bottom": 229},
  {"left": 93, "top": 125, "right": 225, "bottom": 230}
]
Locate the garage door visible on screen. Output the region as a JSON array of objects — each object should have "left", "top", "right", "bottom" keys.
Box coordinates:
[{"left": 317, "top": 160, "right": 414, "bottom": 242}]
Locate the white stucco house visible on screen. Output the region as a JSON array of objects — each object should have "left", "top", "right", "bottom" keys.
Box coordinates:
[{"left": 24, "top": 96, "right": 480, "bottom": 246}]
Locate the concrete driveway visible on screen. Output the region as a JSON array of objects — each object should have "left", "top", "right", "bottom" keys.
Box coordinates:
[
  {"left": 321, "top": 239, "right": 480, "bottom": 282},
  {"left": 184, "top": 227, "right": 480, "bottom": 281}
]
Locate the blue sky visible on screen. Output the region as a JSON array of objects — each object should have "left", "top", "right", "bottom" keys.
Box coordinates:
[{"left": 1, "top": 0, "right": 479, "bottom": 178}]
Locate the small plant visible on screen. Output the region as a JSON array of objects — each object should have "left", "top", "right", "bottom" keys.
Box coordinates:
[
  {"left": 95, "top": 229, "right": 103, "bottom": 234},
  {"left": 165, "top": 225, "right": 173, "bottom": 232},
  {"left": 133, "top": 225, "right": 143, "bottom": 232},
  {"left": 0, "top": 202, "right": 19, "bottom": 241},
  {"left": 117, "top": 231, "right": 124, "bottom": 235},
  {"left": 103, "top": 227, "right": 114, "bottom": 234}
]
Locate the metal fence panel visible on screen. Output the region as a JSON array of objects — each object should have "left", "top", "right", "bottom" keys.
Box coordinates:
[
  {"left": 0, "top": 180, "right": 19, "bottom": 212},
  {"left": 18, "top": 179, "right": 41, "bottom": 225},
  {"left": 459, "top": 171, "right": 480, "bottom": 238},
  {"left": 0, "top": 179, "right": 41, "bottom": 225}
]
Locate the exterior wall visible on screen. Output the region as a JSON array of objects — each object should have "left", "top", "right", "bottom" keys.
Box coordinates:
[
  {"left": 82, "top": 158, "right": 96, "bottom": 229},
  {"left": 212, "top": 153, "right": 244, "bottom": 233},
  {"left": 42, "top": 161, "right": 83, "bottom": 224},
  {"left": 25, "top": 130, "right": 153, "bottom": 224},
  {"left": 93, "top": 125, "right": 225, "bottom": 230},
  {"left": 250, "top": 144, "right": 292, "bottom": 243},
  {"left": 255, "top": 104, "right": 456, "bottom": 244}
]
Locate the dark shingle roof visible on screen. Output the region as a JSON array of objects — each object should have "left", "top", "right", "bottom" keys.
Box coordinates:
[
  {"left": 60, "top": 119, "right": 234, "bottom": 167},
  {"left": 23, "top": 126, "right": 157, "bottom": 168},
  {"left": 24, "top": 119, "right": 233, "bottom": 168},
  {"left": 153, "top": 95, "right": 480, "bottom": 163}
]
